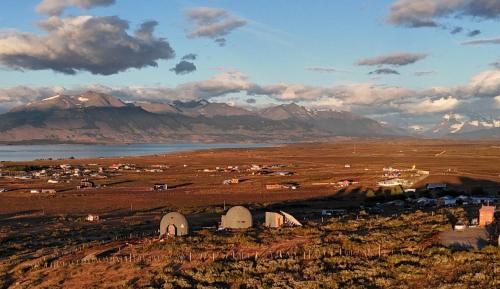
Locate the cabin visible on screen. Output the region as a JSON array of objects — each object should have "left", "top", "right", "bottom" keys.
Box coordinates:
[
  {"left": 160, "top": 212, "right": 189, "bottom": 237},
  {"left": 220, "top": 206, "right": 252, "bottom": 229},
  {"left": 86, "top": 214, "right": 100, "bottom": 222},
  {"left": 479, "top": 205, "right": 495, "bottom": 227},
  {"left": 265, "top": 211, "right": 302, "bottom": 228},
  {"left": 152, "top": 184, "right": 168, "bottom": 191}
]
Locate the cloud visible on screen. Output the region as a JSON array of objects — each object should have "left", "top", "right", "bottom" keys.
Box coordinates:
[
  {"left": 450, "top": 27, "right": 463, "bottom": 34},
  {"left": 0, "top": 16, "right": 174, "bottom": 75},
  {"left": 181, "top": 53, "right": 197, "bottom": 61},
  {"left": 306, "top": 66, "right": 349, "bottom": 73},
  {"left": 491, "top": 61, "right": 500, "bottom": 69},
  {"left": 387, "top": 0, "right": 500, "bottom": 28},
  {"left": 402, "top": 96, "right": 460, "bottom": 114},
  {"left": 461, "top": 37, "right": 500, "bottom": 45},
  {"left": 369, "top": 68, "right": 400, "bottom": 75},
  {"left": 357, "top": 52, "right": 427, "bottom": 66},
  {"left": 414, "top": 71, "right": 436, "bottom": 76},
  {"left": 186, "top": 7, "right": 246, "bottom": 46},
  {"left": 215, "top": 38, "right": 226, "bottom": 47},
  {"left": 36, "top": 0, "right": 115, "bottom": 16},
  {"left": 170, "top": 60, "right": 196, "bottom": 75},
  {"left": 467, "top": 29, "right": 481, "bottom": 37}
]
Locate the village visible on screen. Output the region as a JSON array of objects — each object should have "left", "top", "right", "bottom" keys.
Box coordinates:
[{"left": 0, "top": 141, "right": 499, "bottom": 288}]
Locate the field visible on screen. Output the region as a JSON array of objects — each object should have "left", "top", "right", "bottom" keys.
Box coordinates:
[{"left": 0, "top": 140, "right": 499, "bottom": 288}]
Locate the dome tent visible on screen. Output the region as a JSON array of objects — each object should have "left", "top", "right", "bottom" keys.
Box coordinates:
[
  {"left": 160, "top": 212, "right": 189, "bottom": 237},
  {"left": 220, "top": 206, "right": 253, "bottom": 229}
]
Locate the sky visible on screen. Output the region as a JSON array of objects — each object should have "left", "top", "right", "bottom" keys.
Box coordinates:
[{"left": 0, "top": 0, "right": 499, "bottom": 128}]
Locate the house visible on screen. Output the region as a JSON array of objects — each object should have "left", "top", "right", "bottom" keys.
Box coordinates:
[
  {"left": 220, "top": 206, "right": 252, "bottom": 229},
  {"left": 30, "top": 189, "right": 41, "bottom": 194},
  {"left": 86, "top": 214, "right": 100, "bottom": 222},
  {"left": 152, "top": 184, "right": 168, "bottom": 191},
  {"left": 222, "top": 178, "right": 240, "bottom": 185},
  {"left": 78, "top": 178, "right": 95, "bottom": 190},
  {"left": 159, "top": 212, "right": 189, "bottom": 237},
  {"left": 479, "top": 205, "right": 495, "bottom": 227},
  {"left": 344, "top": 164, "right": 351, "bottom": 168},
  {"left": 47, "top": 179, "right": 59, "bottom": 184},
  {"left": 265, "top": 211, "right": 302, "bottom": 228}
]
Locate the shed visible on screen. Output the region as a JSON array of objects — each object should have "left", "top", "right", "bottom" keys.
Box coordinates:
[
  {"left": 265, "top": 212, "right": 284, "bottom": 228},
  {"left": 160, "top": 212, "right": 189, "bottom": 237},
  {"left": 479, "top": 205, "right": 495, "bottom": 227},
  {"left": 265, "top": 211, "right": 302, "bottom": 228},
  {"left": 220, "top": 206, "right": 252, "bottom": 229}
]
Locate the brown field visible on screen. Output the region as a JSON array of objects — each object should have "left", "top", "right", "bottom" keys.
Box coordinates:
[{"left": 1, "top": 139, "right": 499, "bottom": 215}]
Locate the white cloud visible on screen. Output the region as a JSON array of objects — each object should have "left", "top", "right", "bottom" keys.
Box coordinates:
[
  {"left": 402, "top": 96, "right": 460, "bottom": 114},
  {"left": 36, "top": 0, "right": 115, "bottom": 16}
]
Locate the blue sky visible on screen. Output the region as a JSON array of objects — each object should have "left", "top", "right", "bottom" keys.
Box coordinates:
[{"left": 0, "top": 0, "right": 499, "bottom": 127}]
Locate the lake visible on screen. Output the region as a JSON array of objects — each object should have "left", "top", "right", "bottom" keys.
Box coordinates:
[{"left": 0, "top": 143, "right": 272, "bottom": 161}]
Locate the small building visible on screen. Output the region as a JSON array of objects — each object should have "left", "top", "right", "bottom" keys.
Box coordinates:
[
  {"left": 152, "top": 184, "right": 168, "bottom": 191},
  {"left": 78, "top": 178, "right": 95, "bottom": 190},
  {"left": 86, "top": 214, "right": 100, "bottom": 222},
  {"left": 30, "top": 189, "right": 41, "bottom": 194},
  {"left": 220, "top": 206, "right": 252, "bottom": 229},
  {"left": 41, "top": 189, "right": 56, "bottom": 194},
  {"left": 0, "top": 188, "right": 7, "bottom": 193},
  {"left": 160, "top": 212, "right": 189, "bottom": 237},
  {"left": 265, "top": 211, "right": 302, "bottom": 228},
  {"left": 222, "top": 178, "right": 240, "bottom": 185},
  {"left": 479, "top": 205, "right": 495, "bottom": 227},
  {"left": 427, "top": 183, "right": 447, "bottom": 190}
]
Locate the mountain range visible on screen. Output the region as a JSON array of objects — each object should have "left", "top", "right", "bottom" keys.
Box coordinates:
[{"left": 0, "top": 92, "right": 498, "bottom": 144}]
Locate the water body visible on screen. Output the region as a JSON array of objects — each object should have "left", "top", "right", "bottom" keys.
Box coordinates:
[{"left": 0, "top": 143, "right": 272, "bottom": 162}]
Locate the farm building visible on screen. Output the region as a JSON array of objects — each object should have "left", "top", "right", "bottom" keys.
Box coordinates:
[
  {"left": 265, "top": 211, "right": 302, "bottom": 228},
  {"left": 479, "top": 205, "right": 495, "bottom": 227},
  {"left": 160, "top": 212, "right": 189, "bottom": 237},
  {"left": 220, "top": 206, "right": 252, "bottom": 229}
]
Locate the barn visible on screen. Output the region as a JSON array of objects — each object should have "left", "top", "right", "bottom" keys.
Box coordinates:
[
  {"left": 159, "top": 212, "right": 189, "bottom": 237},
  {"left": 220, "top": 206, "right": 252, "bottom": 229}
]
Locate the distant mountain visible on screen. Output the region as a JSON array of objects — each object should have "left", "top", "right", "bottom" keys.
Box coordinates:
[
  {"left": 10, "top": 91, "right": 125, "bottom": 112},
  {"left": 426, "top": 113, "right": 500, "bottom": 138},
  {"left": 0, "top": 92, "right": 405, "bottom": 144}
]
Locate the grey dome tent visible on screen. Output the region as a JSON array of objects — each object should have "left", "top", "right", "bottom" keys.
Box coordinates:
[
  {"left": 160, "top": 212, "right": 189, "bottom": 237},
  {"left": 220, "top": 206, "right": 253, "bottom": 229}
]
